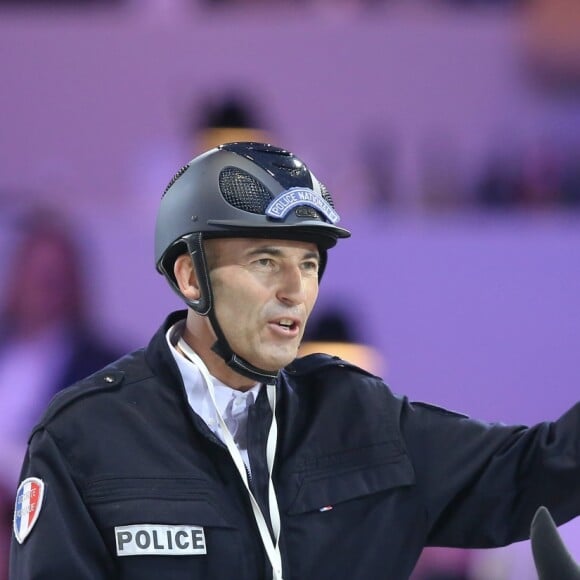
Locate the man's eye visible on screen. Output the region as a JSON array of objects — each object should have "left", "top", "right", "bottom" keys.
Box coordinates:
[
  {"left": 302, "top": 261, "right": 319, "bottom": 272},
  {"left": 256, "top": 258, "right": 274, "bottom": 268}
]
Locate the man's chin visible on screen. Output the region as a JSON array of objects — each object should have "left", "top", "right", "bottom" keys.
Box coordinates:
[{"left": 247, "top": 352, "right": 297, "bottom": 373}]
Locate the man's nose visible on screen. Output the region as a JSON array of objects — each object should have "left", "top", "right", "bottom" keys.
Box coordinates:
[{"left": 276, "top": 265, "right": 306, "bottom": 305}]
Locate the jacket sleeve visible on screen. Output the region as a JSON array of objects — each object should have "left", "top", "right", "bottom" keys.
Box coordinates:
[
  {"left": 9, "top": 428, "right": 116, "bottom": 579},
  {"left": 400, "top": 398, "right": 580, "bottom": 548}
]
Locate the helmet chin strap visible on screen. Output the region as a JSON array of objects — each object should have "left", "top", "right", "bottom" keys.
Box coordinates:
[
  {"left": 183, "top": 233, "right": 279, "bottom": 385},
  {"left": 209, "top": 309, "right": 279, "bottom": 384}
]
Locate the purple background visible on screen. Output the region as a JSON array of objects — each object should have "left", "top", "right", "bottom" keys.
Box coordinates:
[{"left": 1, "top": 3, "right": 579, "bottom": 576}]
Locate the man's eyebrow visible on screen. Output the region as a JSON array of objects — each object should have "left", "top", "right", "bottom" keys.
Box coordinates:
[
  {"left": 302, "top": 250, "right": 321, "bottom": 262},
  {"left": 246, "top": 247, "right": 283, "bottom": 258},
  {"left": 245, "top": 247, "right": 320, "bottom": 261}
]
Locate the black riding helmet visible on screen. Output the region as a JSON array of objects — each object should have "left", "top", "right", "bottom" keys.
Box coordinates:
[{"left": 155, "top": 142, "right": 351, "bottom": 383}]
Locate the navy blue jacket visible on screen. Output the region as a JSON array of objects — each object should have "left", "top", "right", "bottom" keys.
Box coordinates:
[{"left": 9, "top": 311, "right": 580, "bottom": 579}]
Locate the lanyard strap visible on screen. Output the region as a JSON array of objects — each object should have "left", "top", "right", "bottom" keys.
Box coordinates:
[{"left": 177, "top": 338, "right": 283, "bottom": 580}]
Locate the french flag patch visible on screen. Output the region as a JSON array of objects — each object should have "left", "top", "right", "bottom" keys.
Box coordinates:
[{"left": 13, "top": 477, "right": 45, "bottom": 544}]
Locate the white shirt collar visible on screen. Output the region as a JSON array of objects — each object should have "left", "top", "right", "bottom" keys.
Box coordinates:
[{"left": 165, "top": 320, "right": 261, "bottom": 443}]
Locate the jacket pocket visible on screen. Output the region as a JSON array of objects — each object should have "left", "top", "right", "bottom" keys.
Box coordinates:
[
  {"left": 284, "top": 442, "right": 415, "bottom": 515},
  {"left": 83, "top": 477, "right": 232, "bottom": 529},
  {"left": 84, "top": 478, "right": 244, "bottom": 579}
]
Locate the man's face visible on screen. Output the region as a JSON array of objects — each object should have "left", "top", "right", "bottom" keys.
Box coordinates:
[{"left": 206, "top": 237, "right": 320, "bottom": 372}]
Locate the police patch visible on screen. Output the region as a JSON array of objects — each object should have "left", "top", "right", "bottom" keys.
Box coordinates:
[
  {"left": 13, "top": 477, "right": 45, "bottom": 544},
  {"left": 115, "top": 524, "right": 207, "bottom": 556},
  {"left": 265, "top": 187, "right": 340, "bottom": 224}
]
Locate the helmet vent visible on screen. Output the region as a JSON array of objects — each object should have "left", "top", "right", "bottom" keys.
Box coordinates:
[
  {"left": 219, "top": 167, "right": 272, "bottom": 214},
  {"left": 162, "top": 163, "right": 190, "bottom": 198},
  {"left": 319, "top": 182, "right": 335, "bottom": 208}
]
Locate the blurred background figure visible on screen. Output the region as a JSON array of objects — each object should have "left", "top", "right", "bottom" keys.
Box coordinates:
[
  {"left": 190, "top": 90, "right": 272, "bottom": 155},
  {"left": 299, "top": 305, "right": 385, "bottom": 376},
  {"left": 0, "top": 207, "right": 121, "bottom": 580}
]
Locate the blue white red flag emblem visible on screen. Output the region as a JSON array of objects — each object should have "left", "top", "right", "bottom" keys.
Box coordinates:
[{"left": 13, "top": 477, "right": 45, "bottom": 544}]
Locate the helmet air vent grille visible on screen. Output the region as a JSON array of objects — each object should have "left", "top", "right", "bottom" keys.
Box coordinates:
[
  {"left": 162, "top": 163, "right": 190, "bottom": 198},
  {"left": 319, "top": 182, "right": 335, "bottom": 209},
  {"left": 219, "top": 167, "right": 272, "bottom": 214}
]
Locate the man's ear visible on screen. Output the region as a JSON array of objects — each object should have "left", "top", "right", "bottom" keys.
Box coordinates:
[{"left": 173, "top": 254, "right": 201, "bottom": 301}]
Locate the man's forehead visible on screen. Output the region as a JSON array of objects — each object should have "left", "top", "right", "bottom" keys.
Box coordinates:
[{"left": 207, "top": 237, "right": 320, "bottom": 256}]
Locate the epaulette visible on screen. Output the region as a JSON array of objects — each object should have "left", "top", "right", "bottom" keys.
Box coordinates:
[
  {"left": 30, "top": 350, "right": 149, "bottom": 439},
  {"left": 284, "top": 352, "right": 377, "bottom": 378}
]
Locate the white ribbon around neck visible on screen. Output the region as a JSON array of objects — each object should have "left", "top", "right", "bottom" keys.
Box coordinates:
[{"left": 177, "top": 338, "right": 284, "bottom": 580}]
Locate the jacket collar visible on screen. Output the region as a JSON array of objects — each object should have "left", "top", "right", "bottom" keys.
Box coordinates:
[{"left": 144, "top": 310, "right": 188, "bottom": 389}]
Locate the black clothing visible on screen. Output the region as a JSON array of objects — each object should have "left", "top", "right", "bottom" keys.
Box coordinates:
[{"left": 9, "top": 311, "right": 580, "bottom": 579}]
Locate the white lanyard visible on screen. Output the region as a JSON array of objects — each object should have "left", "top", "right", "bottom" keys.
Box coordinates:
[{"left": 177, "top": 338, "right": 284, "bottom": 580}]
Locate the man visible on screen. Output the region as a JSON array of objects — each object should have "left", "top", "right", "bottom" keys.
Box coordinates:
[{"left": 9, "top": 142, "right": 580, "bottom": 579}]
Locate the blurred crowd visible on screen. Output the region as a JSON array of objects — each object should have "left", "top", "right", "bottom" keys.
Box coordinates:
[
  {"left": 0, "top": 0, "right": 527, "bottom": 8},
  {"left": 0, "top": 208, "right": 122, "bottom": 578},
  {"left": 475, "top": 140, "right": 580, "bottom": 209}
]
